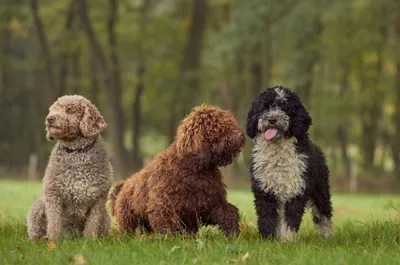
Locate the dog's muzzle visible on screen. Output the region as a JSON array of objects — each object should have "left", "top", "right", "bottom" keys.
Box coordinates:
[{"left": 257, "top": 109, "right": 290, "bottom": 141}]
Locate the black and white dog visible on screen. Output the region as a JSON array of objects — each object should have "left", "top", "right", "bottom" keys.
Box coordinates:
[{"left": 246, "top": 86, "right": 332, "bottom": 241}]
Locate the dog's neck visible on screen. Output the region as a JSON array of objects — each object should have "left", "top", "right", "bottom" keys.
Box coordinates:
[
  {"left": 253, "top": 135, "right": 296, "bottom": 145},
  {"left": 57, "top": 136, "right": 98, "bottom": 153}
]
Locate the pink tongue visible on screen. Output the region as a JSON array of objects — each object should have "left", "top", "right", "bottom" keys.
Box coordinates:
[{"left": 264, "top": 128, "right": 278, "bottom": 140}]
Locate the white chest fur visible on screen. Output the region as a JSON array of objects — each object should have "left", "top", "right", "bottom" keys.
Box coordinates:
[{"left": 252, "top": 136, "right": 307, "bottom": 202}]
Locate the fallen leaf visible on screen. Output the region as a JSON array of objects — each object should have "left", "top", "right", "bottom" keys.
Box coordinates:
[
  {"left": 196, "top": 239, "right": 204, "bottom": 249},
  {"left": 228, "top": 252, "right": 250, "bottom": 264},
  {"left": 170, "top": 245, "right": 180, "bottom": 254},
  {"left": 239, "top": 252, "right": 249, "bottom": 263},
  {"left": 73, "top": 254, "right": 86, "bottom": 265},
  {"left": 47, "top": 241, "right": 57, "bottom": 251},
  {"left": 11, "top": 247, "right": 19, "bottom": 253}
]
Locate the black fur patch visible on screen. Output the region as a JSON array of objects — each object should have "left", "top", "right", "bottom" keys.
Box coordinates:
[{"left": 246, "top": 85, "right": 333, "bottom": 239}]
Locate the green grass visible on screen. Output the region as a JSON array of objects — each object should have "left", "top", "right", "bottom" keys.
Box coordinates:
[{"left": 0, "top": 180, "right": 399, "bottom": 265}]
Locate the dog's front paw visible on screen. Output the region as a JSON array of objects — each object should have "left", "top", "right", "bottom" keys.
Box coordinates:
[
  {"left": 46, "top": 232, "right": 60, "bottom": 241},
  {"left": 83, "top": 229, "right": 98, "bottom": 239},
  {"left": 279, "top": 229, "right": 298, "bottom": 243}
]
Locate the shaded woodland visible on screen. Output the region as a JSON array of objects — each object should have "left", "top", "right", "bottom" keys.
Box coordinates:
[{"left": 1, "top": 0, "right": 400, "bottom": 192}]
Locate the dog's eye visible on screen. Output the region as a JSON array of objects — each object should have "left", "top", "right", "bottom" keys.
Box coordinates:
[{"left": 65, "top": 107, "right": 75, "bottom": 114}]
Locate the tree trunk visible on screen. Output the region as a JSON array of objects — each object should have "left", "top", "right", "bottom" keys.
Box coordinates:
[
  {"left": 132, "top": 65, "right": 145, "bottom": 170},
  {"left": 393, "top": 22, "right": 400, "bottom": 180},
  {"left": 263, "top": 24, "right": 272, "bottom": 89},
  {"left": 77, "top": 0, "right": 128, "bottom": 177},
  {"left": 30, "top": 0, "right": 56, "bottom": 102},
  {"left": 70, "top": 50, "right": 81, "bottom": 95},
  {"left": 168, "top": 107, "right": 178, "bottom": 144},
  {"left": 0, "top": 17, "right": 10, "bottom": 121},
  {"left": 89, "top": 49, "right": 100, "bottom": 106},
  {"left": 361, "top": 26, "right": 386, "bottom": 172},
  {"left": 168, "top": 0, "right": 209, "bottom": 144},
  {"left": 178, "top": 0, "right": 208, "bottom": 117},
  {"left": 361, "top": 106, "right": 381, "bottom": 172},
  {"left": 251, "top": 43, "right": 262, "bottom": 98},
  {"left": 131, "top": 0, "right": 151, "bottom": 171},
  {"left": 58, "top": 1, "right": 76, "bottom": 97},
  {"left": 293, "top": 17, "right": 323, "bottom": 108},
  {"left": 336, "top": 71, "right": 351, "bottom": 180},
  {"left": 107, "top": 0, "right": 128, "bottom": 176}
]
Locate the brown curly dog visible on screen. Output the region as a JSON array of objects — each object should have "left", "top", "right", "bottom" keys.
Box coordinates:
[
  {"left": 110, "top": 104, "right": 245, "bottom": 237},
  {"left": 27, "top": 95, "right": 113, "bottom": 241}
]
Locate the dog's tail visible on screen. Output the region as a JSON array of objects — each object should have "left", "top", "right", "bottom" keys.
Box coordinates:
[{"left": 109, "top": 181, "right": 125, "bottom": 216}]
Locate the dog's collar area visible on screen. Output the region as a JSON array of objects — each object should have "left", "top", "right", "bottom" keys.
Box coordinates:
[{"left": 58, "top": 138, "right": 97, "bottom": 154}]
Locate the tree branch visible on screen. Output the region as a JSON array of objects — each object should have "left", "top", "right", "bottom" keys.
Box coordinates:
[
  {"left": 132, "top": 0, "right": 152, "bottom": 169},
  {"left": 76, "top": 0, "right": 108, "bottom": 71}
]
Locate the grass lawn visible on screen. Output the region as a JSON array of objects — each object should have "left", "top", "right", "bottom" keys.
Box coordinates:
[{"left": 0, "top": 180, "right": 399, "bottom": 265}]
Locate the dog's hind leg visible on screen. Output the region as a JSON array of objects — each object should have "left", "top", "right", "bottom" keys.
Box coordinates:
[
  {"left": 309, "top": 182, "right": 333, "bottom": 237},
  {"left": 27, "top": 197, "right": 47, "bottom": 241},
  {"left": 114, "top": 196, "right": 140, "bottom": 234}
]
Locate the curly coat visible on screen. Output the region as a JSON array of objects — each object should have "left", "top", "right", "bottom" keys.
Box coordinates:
[
  {"left": 246, "top": 86, "right": 332, "bottom": 241},
  {"left": 110, "top": 105, "right": 245, "bottom": 236},
  {"left": 27, "top": 95, "right": 113, "bottom": 241}
]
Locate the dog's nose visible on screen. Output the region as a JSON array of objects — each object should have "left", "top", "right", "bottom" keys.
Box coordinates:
[
  {"left": 268, "top": 118, "right": 277, "bottom": 124},
  {"left": 46, "top": 116, "right": 56, "bottom": 123},
  {"left": 237, "top": 131, "right": 245, "bottom": 141}
]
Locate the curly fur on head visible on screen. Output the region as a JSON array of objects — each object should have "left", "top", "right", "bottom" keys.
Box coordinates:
[
  {"left": 175, "top": 104, "right": 246, "bottom": 171},
  {"left": 246, "top": 86, "right": 332, "bottom": 241},
  {"left": 27, "top": 95, "right": 112, "bottom": 241},
  {"left": 110, "top": 104, "right": 245, "bottom": 237},
  {"left": 246, "top": 86, "right": 312, "bottom": 140},
  {"left": 45, "top": 95, "right": 106, "bottom": 141}
]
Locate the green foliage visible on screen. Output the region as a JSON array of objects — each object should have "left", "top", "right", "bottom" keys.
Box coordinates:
[{"left": 1, "top": 0, "right": 400, "bottom": 183}]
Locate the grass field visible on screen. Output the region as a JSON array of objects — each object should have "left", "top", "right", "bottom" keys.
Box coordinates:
[{"left": 0, "top": 180, "right": 399, "bottom": 265}]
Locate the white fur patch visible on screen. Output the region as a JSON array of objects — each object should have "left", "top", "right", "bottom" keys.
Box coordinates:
[
  {"left": 276, "top": 203, "right": 295, "bottom": 241},
  {"left": 309, "top": 201, "right": 332, "bottom": 237},
  {"left": 275, "top": 87, "right": 286, "bottom": 101},
  {"left": 252, "top": 136, "right": 307, "bottom": 240},
  {"left": 252, "top": 136, "right": 307, "bottom": 202}
]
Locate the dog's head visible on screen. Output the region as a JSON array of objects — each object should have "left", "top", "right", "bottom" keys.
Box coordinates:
[
  {"left": 246, "top": 86, "right": 312, "bottom": 141},
  {"left": 174, "top": 104, "right": 246, "bottom": 171},
  {"left": 45, "top": 95, "right": 106, "bottom": 141}
]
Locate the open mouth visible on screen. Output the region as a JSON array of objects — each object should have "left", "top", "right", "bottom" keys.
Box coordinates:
[
  {"left": 263, "top": 127, "right": 278, "bottom": 141},
  {"left": 46, "top": 125, "right": 62, "bottom": 131}
]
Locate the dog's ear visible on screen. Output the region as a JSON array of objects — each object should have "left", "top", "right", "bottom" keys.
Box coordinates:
[
  {"left": 79, "top": 102, "right": 107, "bottom": 137},
  {"left": 246, "top": 100, "right": 262, "bottom": 139},
  {"left": 175, "top": 121, "right": 204, "bottom": 157},
  {"left": 185, "top": 143, "right": 214, "bottom": 171},
  {"left": 290, "top": 104, "right": 312, "bottom": 138}
]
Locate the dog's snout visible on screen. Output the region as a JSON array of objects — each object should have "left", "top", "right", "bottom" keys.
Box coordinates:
[
  {"left": 46, "top": 116, "right": 56, "bottom": 123},
  {"left": 236, "top": 131, "right": 245, "bottom": 143},
  {"left": 268, "top": 118, "right": 277, "bottom": 124}
]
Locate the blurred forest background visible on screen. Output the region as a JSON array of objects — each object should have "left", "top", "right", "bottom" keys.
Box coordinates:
[{"left": 1, "top": 0, "right": 400, "bottom": 193}]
